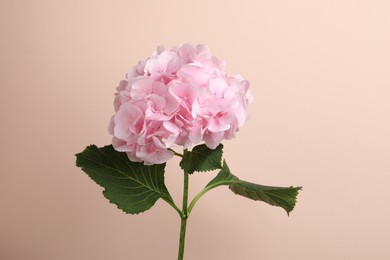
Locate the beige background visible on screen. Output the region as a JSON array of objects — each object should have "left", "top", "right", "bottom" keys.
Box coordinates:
[{"left": 1, "top": 0, "right": 390, "bottom": 259}]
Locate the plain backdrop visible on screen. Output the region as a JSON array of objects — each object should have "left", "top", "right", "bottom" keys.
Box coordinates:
[{"left": 1, "top": 0, "right": 389, "bottom": 259}]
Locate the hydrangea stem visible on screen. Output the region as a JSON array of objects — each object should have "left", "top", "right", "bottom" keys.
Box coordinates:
[{"left": 178, "top": 171, "right": 189, "bottom": 260}]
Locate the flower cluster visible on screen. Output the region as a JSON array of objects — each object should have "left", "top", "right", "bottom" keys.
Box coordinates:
[{"left": 109, "top": 44, "right": 252, "bottom": 164}]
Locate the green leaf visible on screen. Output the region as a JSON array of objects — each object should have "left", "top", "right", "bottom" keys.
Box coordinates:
[
  {"left": 75, "top": 145, "right": 177, "bottom": 215},
  {"left": 179, "top": 144, "right": 223, "bottom": 174},
  {"left": 229, "top": 181, "right": 302, "bottom": 216},
  {"left": 188, "top": 160, "right": 302, "bottom": 215}
]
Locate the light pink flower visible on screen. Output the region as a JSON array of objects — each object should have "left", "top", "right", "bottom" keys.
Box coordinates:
[{"left": 109, "top": 44, "right": 252, "bottom": 164}]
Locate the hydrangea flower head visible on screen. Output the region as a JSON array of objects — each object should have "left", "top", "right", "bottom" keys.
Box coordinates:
[{"left": 109, "top": 44, "right": 253, "bottom": 165}]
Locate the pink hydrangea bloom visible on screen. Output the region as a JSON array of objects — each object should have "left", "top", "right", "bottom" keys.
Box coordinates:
[{"left": 109, "top": 44, "right": 253, "bottom": 165}]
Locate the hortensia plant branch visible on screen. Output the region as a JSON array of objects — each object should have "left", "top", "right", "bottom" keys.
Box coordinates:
[{"left": 75, "top": 44, "right": 301, "bottom": 260}]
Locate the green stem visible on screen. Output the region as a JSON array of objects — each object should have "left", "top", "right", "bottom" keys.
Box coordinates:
[
  {"left": 178, "top": 171, "right": 189, "bottom": 260},
  {"left": 162, "top": 197, "right": 184, "bottom": 219},
  {"left": 187, "top": 188, "right": 208, "bottom": 216},
  {"left": 178, "top": 216, "right": 187, "bottom": 260},
  {"left": 187, "top": 181, "right": 224, "bottom": 216},
  {"left": 169, "top": 148, "right": 184, "bottom": 158}
]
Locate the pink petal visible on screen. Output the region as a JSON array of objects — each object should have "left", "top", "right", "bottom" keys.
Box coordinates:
[
  {"left": 114, "top": 103, "right": 144, "bottom": 139},
  {"left": 203, "top": 131, "right": 224, "bottom": 149},
  {"left": 177, "top": 64, "right": 210, "bottom": 86},
  {"left": 189, "top": 122, "right": 203, "bottom": 144},
  {"left": 143, "top": 149, "right": 174, "bottom": 165},
  {"left": 209, "top": 78, "right": 229, "bottom": 98},
  {"left": 207, "top": 114, "right": 232, "bottom": 132},
  {"left": 163, "top": 120, "right": 180, "bottom": 134},
  {"left": 108, "top": 115, "right": 115, "bottom": 135},
  {"left": 131, "top": 78, "right": 154, "bottom": 100}
]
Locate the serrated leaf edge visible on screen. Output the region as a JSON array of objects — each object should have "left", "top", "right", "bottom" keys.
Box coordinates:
[{"left": 75, "top": 145, "right": 174, "bottom": 215}]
